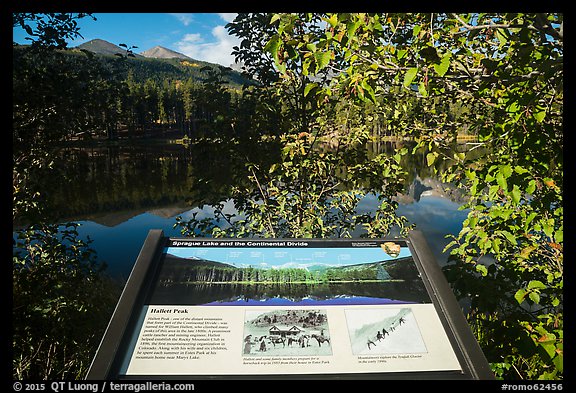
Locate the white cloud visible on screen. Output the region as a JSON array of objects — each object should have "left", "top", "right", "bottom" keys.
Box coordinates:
[
  {"left": 174, "top": 23, "right": 241, "bottom": 67},
  {"left": 179, "top": 33, "right": 203, "bottom": 44},
  {"left": 169, "top": 13, "right": 195, "bottom": 26},
  {"left": 217, "top": 13, "right": 237, "bottom": 23}
]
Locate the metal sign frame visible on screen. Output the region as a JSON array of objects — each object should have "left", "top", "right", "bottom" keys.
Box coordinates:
[{"left": 86, "top": 229, "right": 494, "bottom": 380}]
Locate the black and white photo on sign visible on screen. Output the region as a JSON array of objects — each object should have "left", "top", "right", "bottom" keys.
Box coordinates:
[
  {"left": 242, "top": 309, "right": 332, "bottom": 356},
  {"left": 345, "top": 308, "right": 427, "bottom": 355}
]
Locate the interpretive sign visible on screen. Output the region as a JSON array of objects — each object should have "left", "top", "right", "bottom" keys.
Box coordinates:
[{"left": 86, "top": 230, "right": 494, "bottom": 380}]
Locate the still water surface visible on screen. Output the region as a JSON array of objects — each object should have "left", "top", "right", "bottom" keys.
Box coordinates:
[
  {"left": 42, "top": 140, "right": 470, "bottom": 281},
  {"left": 73, "top": 194, "right": 467, "bottom": 281}
]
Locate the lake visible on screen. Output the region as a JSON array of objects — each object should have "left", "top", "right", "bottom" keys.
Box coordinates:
[{"left": 29, "top": 138, "right": 471, "bottom": 281}]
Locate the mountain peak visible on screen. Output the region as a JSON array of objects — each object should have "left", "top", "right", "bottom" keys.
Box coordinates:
[
  {"left": 76, "top": 39, "right": 130, "bottom": 56},
  {"left": 140, "top": 46, "right": 191, "bottom": 60}
]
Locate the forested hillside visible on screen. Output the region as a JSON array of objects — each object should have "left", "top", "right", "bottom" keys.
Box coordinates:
[
  {"left": 16, "top": 40, "right": 251, "bottom": 86},
  {"left": 13, "top": 43, "right": 255, "bottom": 142}
]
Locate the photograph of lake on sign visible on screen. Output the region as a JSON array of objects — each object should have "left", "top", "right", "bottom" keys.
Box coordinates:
[{"left": 148, "top": 244, "right": 432, "bottom": 306}]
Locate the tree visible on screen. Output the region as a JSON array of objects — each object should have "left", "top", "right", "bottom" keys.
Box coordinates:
[
  {"left": 13, "top": 13, "right": 123, "bottom": 379},
  {"left": 176, "top": 13, "right": 413, "bottom": 239},
  {"left": 260, "top": 12, "right": 562, "bottom": 379},
  {"left": 176, "top": 13, "right": 563, "bottom": 379},
  {"left": 13, "top": 14, "right": 134, "bottom": 220},
  {"left": 13, "top": 224, "right": 120, "bottom": 379},
  {"left": 14, "top": 13, "right": 95, "bottom": 50}
]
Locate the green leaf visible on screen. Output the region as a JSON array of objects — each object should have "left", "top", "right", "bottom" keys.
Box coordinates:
[
  {"left": 543, "top": 220, "right": 554, "bottom": 238},
  {"left": 470, "top": 178, "right": 479, "bottom": 196},
  {"left": 492, "top": 237, "right": 501, "bottom": 253},
  {"left": 496, "top": 29, "right": 508, "bottom": 45},
  {"left": 325, "top": 14, "right": 338, "bottom": 28},
  {"left": 346, "top": 20, "right": 361, "bottom": 39},
  {"left": 465, "top": 169, "right": 476, "bottom": 180},
  {"left": 418, "top": 82, "right": 428, "bottom": 97},
  {"left": 313, "top": 51, "right": 332, "bottom": 71},
  {"left": 433, "top": 53, "right": 451, "bottom": 77},
  {"left": 540, "top": 342, "right": 556, "bottom": 358},
  {"left": 360, "top": 80, "right": 376, "bottom": 103},
  {"left": 488, "top": 184, "right": 500, "bottom": 199},
  {"left": 506, "top": 101, "right": 520, "bottom": 113},
  {"left": 496, "top": 172, "right": 508, "bottom": 191},
  {"left": 302, "top": 60, "right": 310, "bottom": 76},
  {"left": 476, "top": 264, "right": 488, "bottom": 276},
  {"left": 555, "top": 228, "right": 563, "bottom": 243},
  {"left": 511, "top": 185, "right": 521, "bottom": 205},
  {"left": 499, "top": 164, "right": 512, "bottom": 178},
  {"left": 270, "top": 14, "right": 282, "bottom": 24},
  {"left": 454, "top": 152, "right": 466, "bottom": 162},
  {"left": 501, "top": 230, "right": 517, "bottom": 245},
  {"left": 403, "top": 67, "right": 418, "bottom": 87},
  {"left": 514, "top": 288, "right": 527, "bottom": 304},
  {"left": 426, "top": 152, "right": 437, "bottom": 166},
  {"left": 526, "top": 179, "right": 536, "bottom": 195},
  {"left": 304, "top": 82, "right": 318, "bottom": 97},
  {"left": 527, "top": 280, "right": 546, "bottom": 290},
  {"left": 533, "top": 110, "right": 546, "bottom": 123},
  {"left": 528, "top": 292, "right": 540, "bottom": 304},
  {"left": 526, "top": 212, "right": 538, "bottom": 226},
  {"left": 264, "top": 35, "right": 281, "bottom": 58},
  {"left": 553, "top": 352, "right": 564, "bottom": 372}
]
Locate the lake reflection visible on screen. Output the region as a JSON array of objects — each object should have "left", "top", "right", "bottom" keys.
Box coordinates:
[
  {"left": 148, "top": 281, "right": 431, "bottom": 306},
  {"left": 28, "top": 140, "right": 471, "bottom": 280}
]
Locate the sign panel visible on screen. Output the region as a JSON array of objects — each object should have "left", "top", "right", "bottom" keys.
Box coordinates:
[{"left": 86, "top": 231, "right": 494, "bottom": 380}]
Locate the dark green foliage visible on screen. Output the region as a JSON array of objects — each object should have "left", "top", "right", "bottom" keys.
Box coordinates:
[
  {"left": 13, "top": 14, "right": 123, "bottom": 380},
  {"left": 178, "top": 12, "right": 562, "bottom": 380},
  {"left": 13, "top": 13, "right": 95, "bottom": 50},
  {"left": 13, "top": 44, "right": 252, "bottom": 143},
  {"left": 13, "top": 223, "right": 121, "bottom": 379}
]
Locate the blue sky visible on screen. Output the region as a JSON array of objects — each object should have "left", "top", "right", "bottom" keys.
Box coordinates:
[{"left": 12, "top": 13, "right": 241, "bottom": 67}]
